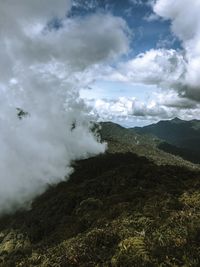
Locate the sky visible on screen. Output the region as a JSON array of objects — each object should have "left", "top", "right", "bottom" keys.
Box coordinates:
[
  {"left": 70, "top": 0, "right": 200, "bottom": 127},
  {"left": 0, "top": 0, "right": 200, "bottom": 213}
]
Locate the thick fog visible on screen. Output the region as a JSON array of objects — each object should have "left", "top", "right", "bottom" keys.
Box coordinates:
[{"left": 0, "top": 0, "right": 129, "bottom": 213}]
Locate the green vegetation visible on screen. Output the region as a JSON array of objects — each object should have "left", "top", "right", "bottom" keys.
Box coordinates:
[
  {"left": 100, "top": 121, "right": 199, "bottom": 169},
  {"left": 0, "top": 121, "right": 200, "bottom": 266},
  {"left": 134, "top": 118, "right": 200, "bottom": 164}
]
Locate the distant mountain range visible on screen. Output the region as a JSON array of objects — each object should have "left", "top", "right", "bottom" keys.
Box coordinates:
[
  {"left": 133, "top": 118, "right": 200, "bottom": 164},
  {"left": 100, "top": 119, "right": 200, "bottom": 166}
]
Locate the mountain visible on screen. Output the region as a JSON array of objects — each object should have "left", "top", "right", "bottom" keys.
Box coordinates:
[
  {"left": 134, "top": 118, "right": 200, "bottom": 164},
  {"left": 100, "top": 121, "right": 199, "bottom": 168},
  {"left": 0, "top": 121, "right": 200, "bottom": 266}
]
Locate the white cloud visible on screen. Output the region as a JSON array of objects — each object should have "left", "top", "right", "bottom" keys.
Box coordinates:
[
  {"left": 84, "top": 92, "right": 200, "bottom": 126},
  {"left": 0, "top": 0, "right": 71, "bottom": 26},
  {"left": 110, "top": 49, "right": 186, "bottom": 88},
  {"left": 143, "top": 13, "right": 161, "bottom": 22},
  {"left": 86, "top": 97, "right": 166, "bottom": 120},
  {"left": 0, "top": 13, "right": 129, "bottom": 83},
  {"left": 155, "top": 90, "right": 198, "bottom": 109},
  {"left": 105, "top": 0, "right": 200, "bottom": 105},
  {"left": 78, "top": 0, "right": 200, "bottom": 126},
  {"left": 154, "top": 0, "right": 200, "bottom": 100},
  {"left": 0, "top": 1, "right": 129, "bottom": 213}
]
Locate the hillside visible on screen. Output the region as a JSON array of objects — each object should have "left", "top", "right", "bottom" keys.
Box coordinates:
[
  {"left": 100, "top": 121, "right": 199, "bottom": 169},
  {"left": 0, "top": 122, "right": 200, "bottom": 266},
  {"left": 134, "top": 118, "right": 200, "bottom": 163}
]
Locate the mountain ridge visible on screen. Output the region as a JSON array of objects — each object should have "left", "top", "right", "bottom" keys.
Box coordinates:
[
  {"left": 100, "top": 120, "right": 200, "bottom": 167},
  {"left": 0, "top": 119, "right": 200, "bottom": 266},
  {"left": 131, "top": 118, "right": 200, "bottom": 164}
]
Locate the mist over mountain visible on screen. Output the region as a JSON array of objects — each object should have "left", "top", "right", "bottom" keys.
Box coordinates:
[
  {"left": 1, "top": 0, "right": 200, "bottom": 266},
  {"left": 0, "top": 120, "right": 200, "bottom": 266}
]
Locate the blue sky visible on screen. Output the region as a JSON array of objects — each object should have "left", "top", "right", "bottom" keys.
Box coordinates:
[
  {"left": 70, "top": 0, "right": 181, "bottom": 54},
  {"left": 72, "top": 0, "right": 186, "bottom": 126},
  {"left": 71, "top": 0, "right": 200, "bottom": 127},
  {"left": 80, "top": 80, "right": 157, "bottom": 102}
]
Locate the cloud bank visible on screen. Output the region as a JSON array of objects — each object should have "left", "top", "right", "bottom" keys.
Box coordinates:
[
  {"left": 134, "top": 0, "right": 200, "bottom": 102},
  {"left": 85, "top": 92, "right": 200, "bottom": 125},
  {"left": 154, "top": 0, "right": 200, "bottom": 101},
  {"left": 88, "top": 0, "right": 200, "bottom": 124},
  {"left": 0, "top": 0, "right": 129, "bottom": 213}
]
